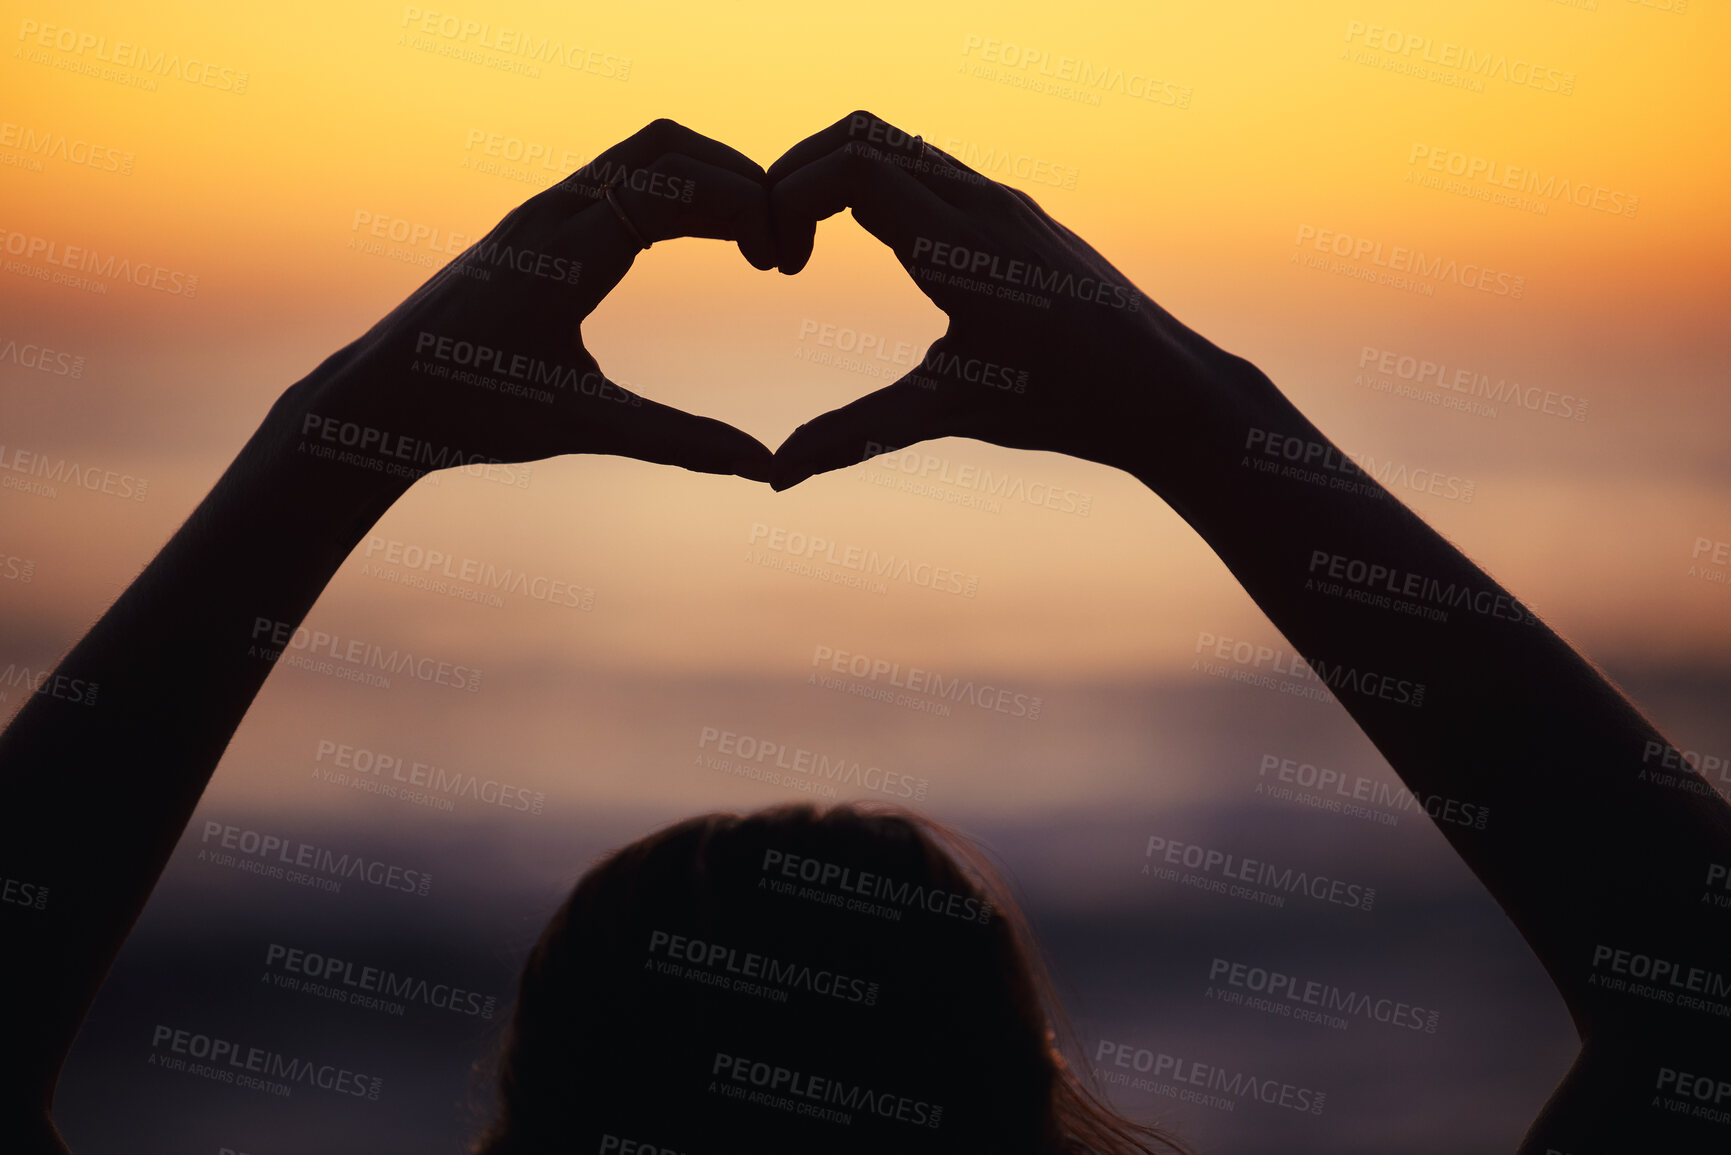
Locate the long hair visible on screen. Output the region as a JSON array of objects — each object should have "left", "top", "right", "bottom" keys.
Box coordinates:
[{"left": 471, "top": 801, "right": 1193, "bottom": 1154}]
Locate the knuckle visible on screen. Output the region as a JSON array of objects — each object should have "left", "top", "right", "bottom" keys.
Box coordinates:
[
  {"left": 645, "top": 117, "right": 684, "bottom": 147},
  {"left": 844, "top": 109, "right": 881, "bottom": 137},
  {"left": 993, "top": 184, "right": 1033, "bottom": 214}
]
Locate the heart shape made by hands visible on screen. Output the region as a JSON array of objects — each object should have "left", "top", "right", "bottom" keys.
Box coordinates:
[{"left": 585, "top": 112, "right": 1178, "bottom": 497}]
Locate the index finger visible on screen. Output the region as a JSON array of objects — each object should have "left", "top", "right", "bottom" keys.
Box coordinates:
[
  {"left": 568, "top": 119, "right": 767, "bottom": 199},
  {"left": 563, "top": 153, "right": 778, "bottom": 293},
  {"left": 770, "top": 141, "right": 979, "bottom": 275},
  {"left": 767, "top": 110, "right": 929, "bottom": 183}
]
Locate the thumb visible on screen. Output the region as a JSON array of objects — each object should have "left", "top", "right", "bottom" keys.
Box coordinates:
[
  {"left": 582, "top": 385, "right": 774, "bottom": 482},
  {"left": 770, "top": 376, "right": 954, "bottom": 492}
]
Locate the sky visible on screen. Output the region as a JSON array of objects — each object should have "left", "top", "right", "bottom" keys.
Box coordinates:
[{"left": 5, "top": 2, "right": 1731, "bottom": 1151}]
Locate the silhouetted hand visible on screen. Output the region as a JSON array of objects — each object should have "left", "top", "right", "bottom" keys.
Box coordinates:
[
  {"left": 296, "top": 119, "right": 778, "bottom": 483},
  {"left": 766, "top": 111, "right": 1252, "bottom": 493}
]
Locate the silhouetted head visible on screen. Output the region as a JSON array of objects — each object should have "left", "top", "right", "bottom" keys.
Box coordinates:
[{"left": 473, "top": 802, "right": 1189, "bottom": 1154}]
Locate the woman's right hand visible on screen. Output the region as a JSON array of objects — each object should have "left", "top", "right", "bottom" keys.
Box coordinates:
[
  {"left": 765, "top": 111, "right": 1263, "bottom": 494},
  {"left": 296, "top": 119, "right": 780, "bottom": 489}
]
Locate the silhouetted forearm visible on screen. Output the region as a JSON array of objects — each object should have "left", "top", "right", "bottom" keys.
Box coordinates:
[
  {"left": 0, "top": 368, "right": 410, "bottom": 1143},
  {"left": 1141, "top": 354, "right": 1731, "bottom": 1036}
]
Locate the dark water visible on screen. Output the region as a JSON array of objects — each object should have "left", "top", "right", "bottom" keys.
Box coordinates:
[
  {"left": 50, "top": 807, "right": 1572, "bottom": 1155},
  {"left": 46, "top": 668, "right": 1727, "bottom": 1154}
]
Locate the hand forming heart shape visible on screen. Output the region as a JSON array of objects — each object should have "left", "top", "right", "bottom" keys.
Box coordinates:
[{"left": 300, "top": 114, "right": 1259, "bottom": 507}]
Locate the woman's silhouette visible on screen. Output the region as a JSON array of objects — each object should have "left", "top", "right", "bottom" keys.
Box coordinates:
[
  {"left": 1, "top": 115, "right": 1726, "bottom": 1153},
  {"left": 472, "top": 802, "right": 1190, "bottom": 1153}
]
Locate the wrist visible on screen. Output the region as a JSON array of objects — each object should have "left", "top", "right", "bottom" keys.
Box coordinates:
[
  {"left": 265, "top": 371, "right": 420, "bottom": 497},
  {"left": 1118, "top": 341, "right": 1294, "bottom": 513},
  {"left": 223, "top": 379, "right": 415, "bottom": 567}
]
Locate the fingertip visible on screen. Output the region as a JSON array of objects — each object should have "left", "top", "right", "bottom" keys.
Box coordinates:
[
  {"left": 739, "top": 186, "right": 779, "bottom": 271},
  {"left": 770, "top": 186, "right": 816, "bottom": 273},
  {"left": 739, "top": 237, "right": 779, "bottom": 272},
  {"left": 776, "top": 228, "right": 815, "bottom": 274},
  {"left": 732, "top": 448, "right": 775, "bottom": 484},
  {"left": 769, "top": 467, "right": 809, "bottom": 492},
  {"left": 767, "top": 435, "right": 808, "bottom": 490},
  {"left": 714, "top": 426, "right": 776, "bottom": 482}
]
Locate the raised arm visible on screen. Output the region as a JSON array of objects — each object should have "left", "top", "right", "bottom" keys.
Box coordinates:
[
  {"left": 0, "top": 121, "right": 778, "bottom": 1154},
  {"left": 767, "top": 112, "right": 1731, "bottom": 1151}
]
